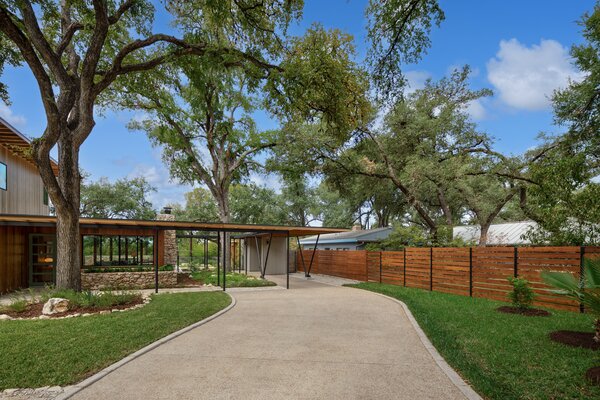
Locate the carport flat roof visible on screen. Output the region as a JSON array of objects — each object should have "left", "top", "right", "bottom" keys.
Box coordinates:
[{"left": 0, "top": 214, "right": 348, "bottom": 237}]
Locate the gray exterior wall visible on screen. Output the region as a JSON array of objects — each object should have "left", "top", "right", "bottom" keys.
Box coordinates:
[{"left": 244, "top": 236, "right": 288, "bottom": 275}]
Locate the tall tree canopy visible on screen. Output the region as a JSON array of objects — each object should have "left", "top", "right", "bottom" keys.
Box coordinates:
[
  {"left": 80, "top": 176, "right": 156, "bottom": 220},
  {"left": 521, "top": 3, "right": 600, "bottom": 245},
  {"left": 0, "top": 0, "right": 302, "bottom": 289}
]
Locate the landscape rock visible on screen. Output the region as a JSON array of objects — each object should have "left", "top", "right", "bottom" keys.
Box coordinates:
[
  {"left": 42, "top": 298, "right": 70, "bottom": 315},
  {"left": 0, "top": 314, "right": 12, "bottom": 320}
]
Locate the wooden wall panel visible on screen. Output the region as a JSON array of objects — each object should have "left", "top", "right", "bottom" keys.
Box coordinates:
[{"left": 0, "top": 146, "right": 49, "bottom": 215}]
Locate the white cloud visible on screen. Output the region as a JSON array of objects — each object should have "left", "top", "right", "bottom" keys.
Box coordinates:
[
  {"left": 248, "top": 172, "right": 283, "bottom": 194},
  {"left": 486, "top": 39, "right": 583, "bottom": 111},
  {"left": 466, "top": 99, "right": 487, "bottom": 120},
  {"left": 128, "top": 163, "right": 192, "bottom": 210},
  {"left": 0, "top": 102, "right": 26, "bottom": 127},
  {"left": 404, "top": 70, "right": 431, "bottom": 94}
]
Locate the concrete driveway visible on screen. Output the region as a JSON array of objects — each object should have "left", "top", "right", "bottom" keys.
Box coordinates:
[{"left": 71, "top": 276, "right": 472, "bottom": 400}]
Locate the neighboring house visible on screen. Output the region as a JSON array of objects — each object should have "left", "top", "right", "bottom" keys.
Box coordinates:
[
  {"left": 0, "top": 117, "right": 59, "bottom": 215},
  {"left": 300, "top": 226, "right": 393, "bottom": 250},
  {"left": 453, "top": 221, "right": 538, "bottom": 245}
]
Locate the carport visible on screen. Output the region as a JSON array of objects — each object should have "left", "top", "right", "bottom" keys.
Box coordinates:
[{"left": 0, "top": 214, "right": 346, "bottom": 293}]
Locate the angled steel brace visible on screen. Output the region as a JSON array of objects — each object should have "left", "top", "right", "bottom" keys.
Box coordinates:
[
  {"left": 261, "top": 233, "right": 273, "bottom": 279},
  {"left": 306, "top": 234, "right": 320, "bottom": 278}
]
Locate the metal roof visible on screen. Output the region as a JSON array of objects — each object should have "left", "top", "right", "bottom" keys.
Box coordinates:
[
  {"left": 0, "top": 214, "right": 347, "bottom": 237},
  {"left": 453, "top": 221, "right": 537, "bottom": 245},
  {"left": 299, "top": 226, "right": 393, "bottom": 245},
  {"left": 0, "top": 117, "right": 59, "bottom": 176}
]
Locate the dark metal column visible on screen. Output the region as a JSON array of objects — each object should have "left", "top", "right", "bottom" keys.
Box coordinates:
[
  {"left": 306, "top": 234, "right": 320, "bottom": 278},
  {"left": 254, "top": 236, "right": 260, "bottom": 274},
  {"left": 580, "top": 246, "right": 585, "bottom": 313},
  {"left": 469, "top": 247, "right": 473, "bottom": 297},
  {"left": 297, "top": 237, "right": 306, "bottom": 274},
  {"left": 223, "top": 232, "right": 227, "bottom": 291},
  {"left": 217, "top": 232, "right": 221, "bottom": 287},
  {"left": 204, "top": 238, "right": 208, "bottom": 269},
  {"left": 513, "top": 247, "right": 518, "bottom": 278},
  {"left": 429, "top": 247, "right": 433, "bottom": 291},
  {"left": 154, "top": 230, "right": 159, "bottom": 293},
  {"left": 261, "top": 233, "right": 273, "bottom": 279},
  {"left": 286, "top": 233, "right": 290, "bottom": 289}
]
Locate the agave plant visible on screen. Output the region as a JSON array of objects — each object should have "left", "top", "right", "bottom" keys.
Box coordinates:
[{"left": 542, "top": 258, "right": 600, "bottom": 343}]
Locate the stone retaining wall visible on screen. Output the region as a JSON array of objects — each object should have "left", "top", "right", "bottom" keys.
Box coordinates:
[{"left": 81, "top": 271, "right": 178, "bottom": 290}]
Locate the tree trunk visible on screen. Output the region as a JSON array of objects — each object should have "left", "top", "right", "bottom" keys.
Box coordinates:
[
  {"left": 216, "top": 191, "right": 231, "bottom": 272},
  {"left": 55, "top": 210, "right": 81, "bottom": 289},
  {"left": 53, "top": 134, "right": 82, "bottom": 290},
  {"left": 479, "top": 224, "right": 489, "bottom": 247}
]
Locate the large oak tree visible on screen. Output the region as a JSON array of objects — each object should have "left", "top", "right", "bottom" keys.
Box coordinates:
[{"left": 0, "top": 0, "right": 303, "bottom": 289}]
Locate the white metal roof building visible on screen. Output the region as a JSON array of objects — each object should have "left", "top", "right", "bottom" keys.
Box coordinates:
[
  {"left": 299, "top": 226, "right": 393, "bottom": 250},
  {"left": 453, "top": 221, "right": 538, "bottom": 245}
]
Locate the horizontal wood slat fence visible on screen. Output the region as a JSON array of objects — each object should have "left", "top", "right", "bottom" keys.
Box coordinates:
[{"left": 297, "top": 246, "right": 600, "bottom": 312}]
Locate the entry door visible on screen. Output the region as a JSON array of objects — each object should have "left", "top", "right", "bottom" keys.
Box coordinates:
[{"left": 29, "top": 234, "right": 56, "bottom": 286}]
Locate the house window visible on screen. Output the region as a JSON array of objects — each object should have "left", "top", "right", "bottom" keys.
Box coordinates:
[
  {"left": 43, "top": 188, "right": 49, "bottom": 206},
  {"left": 0, "top": 162, "right": 6, "bottom": 190}
]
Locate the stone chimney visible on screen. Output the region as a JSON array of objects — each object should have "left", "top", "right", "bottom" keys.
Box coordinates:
[
  {"left": 351, "top": 224, "right": 362, "bottom": 232},
  {"left": 157, "top": 207, "right": 177, "bottom": 266}
]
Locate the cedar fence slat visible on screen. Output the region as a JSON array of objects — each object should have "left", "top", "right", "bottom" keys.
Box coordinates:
[{"left": 295, "top": 245, "right": 599, "bottom": 312}]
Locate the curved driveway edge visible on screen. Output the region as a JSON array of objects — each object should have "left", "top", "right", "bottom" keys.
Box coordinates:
[
  {"left": 364, "top": 290, "right": 482, "bottom": 400},
  {"left": 57, "top": 293, "right": 237, "bottom": 400}
]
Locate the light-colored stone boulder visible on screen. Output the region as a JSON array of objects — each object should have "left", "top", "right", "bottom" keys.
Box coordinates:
[
  {"left": 42, "top": 298, "right": 70, "bottom": 315},
  {"left": 0, "top": 314, "right": 12, "bottom": 320}
]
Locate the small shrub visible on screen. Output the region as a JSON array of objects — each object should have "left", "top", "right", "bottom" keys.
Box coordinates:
[
  {"left": 37, "top": 287, "right": 141, "bottom": 310},
  {"left": 507, "top": 277, "right": 535, "bottom": 310},
  {"left": 159, "top": 264, "right": 175, "bottom": 271},
  {"left": 6, "top": 299, "right": 29, "bottom": 313}
]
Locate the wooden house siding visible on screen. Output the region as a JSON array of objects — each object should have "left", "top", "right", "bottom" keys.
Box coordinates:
[{"left": 0, "top": 146, "right": 49, "bottom": 215}]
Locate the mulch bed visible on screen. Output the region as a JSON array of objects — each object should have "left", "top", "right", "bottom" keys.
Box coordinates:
[
  {"left": 586, "top": 366, "right": 600, "bottom": 385},
  {"left": 2, "top": 296, "right": 144, "bottom": 319},
  {"left": 496, "top": 306, "right": 551, "bottom": 317},
  {"left": 550, "top": 330, "right": 600, "bottom": 350},
  {"left": 176, "top": 273, "right": 203, "bottom": 287}
]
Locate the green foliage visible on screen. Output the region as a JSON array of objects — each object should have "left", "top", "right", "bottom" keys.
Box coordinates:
[
  {"left": 0, "top": 292, "right": 231, "bottom": 389},
  {"left": 522, "top": 4, "right": 600, "bottom": 245},
  {"left": 38, "top": 289, "right": 141, "bottom": 310},
  {"left": 266, "top": 24, "right": 372, "bottom": 141},
  {"left": 542, "top": 258, "right": 600, "bottom": 319},
  {"left": 2, "top": 299, "right": 28, "bottom": 313},
  {"left": 366, "top": 0, "right": 445, "bottom": 101},
  {"left": 350, "top": 283, "right": 600, "bottom": 399},
  {"left": 365, "top": 225, "right": 468, "bottom": 250},
  {"left": 171, "top": 188, "right": 220, "bottom": 222},
  {"left": 80, "top": 176, "right": 156, "bottom": 220},
  {"left": 190, "top": 270, "right": 276, "bottom": 288},
  {"left": 507, "top": 277, "right": 535, "bottom": 310}
]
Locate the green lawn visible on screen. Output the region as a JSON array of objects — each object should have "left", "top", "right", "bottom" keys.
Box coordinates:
[
  {"left": 191, "top": 270, "right": 277, "bottom": 287},
  {"left": 348, "top": 282, "right": 600, "bottom": 400},
  {"left": 0, "top": 291, "right": 231, "bottom": 390}
]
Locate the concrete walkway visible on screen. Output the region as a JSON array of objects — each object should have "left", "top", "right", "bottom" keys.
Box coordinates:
[{"left": 70, "top": 276, "right": 471, "bottom": 400}]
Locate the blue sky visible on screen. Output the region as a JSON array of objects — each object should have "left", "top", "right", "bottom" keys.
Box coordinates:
[{"left": 0, "top": 0, "right": 593, "bottom": 209}]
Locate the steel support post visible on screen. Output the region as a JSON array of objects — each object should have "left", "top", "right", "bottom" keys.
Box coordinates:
[{"left": 306, "top": 234, "right": 320, "bottom": 278}]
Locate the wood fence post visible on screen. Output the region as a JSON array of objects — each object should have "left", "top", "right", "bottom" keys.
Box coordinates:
[
  {"left": 379, "top": 251, "right": 382, "bottom": 283},
  {"left": 469, "top": 247, "right": 473, "bottom": 297},
  {"left": 430, "top": 247, "right": 433, "bottom": 291},
  {"left": 513, "top": 247, "right": 518, "bottom": 278},
  {"left": 403, "top": 247, "right": 407, "bottom": 287},
  {"left": 580, "top": 246, "right": 585, "bottom": 314}
]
